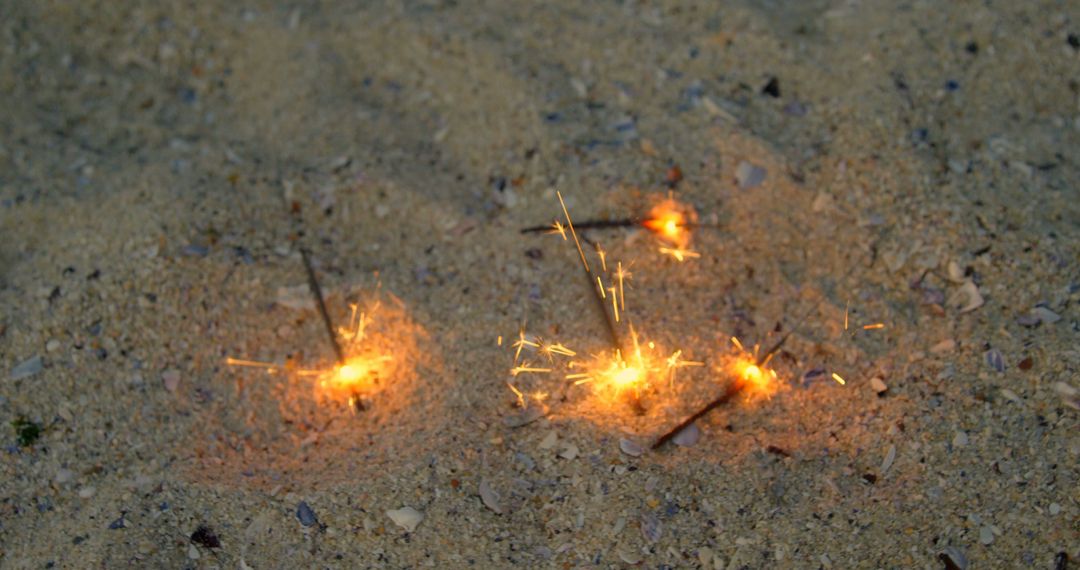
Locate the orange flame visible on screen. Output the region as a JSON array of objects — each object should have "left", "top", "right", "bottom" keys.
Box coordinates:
[{"left": 643, "top": 197, "right": 696, "bottom": 248}]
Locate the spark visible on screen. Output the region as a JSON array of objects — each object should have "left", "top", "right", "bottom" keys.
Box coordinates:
[
  {"left": 540, "top": 342, "right": 577, "bottom": 358},
  {"left": 512, "top": 327, "right": 539, "bottom": 362},
  {"left": 658, "top": 246, "right": 700, "bottom": 262},
  {"left": 844, "top": 299, "right": 850, "bottom": 331},
  {"left": 609, "top": 286, "right": 620, "bottom": 322},
  {"left": 862, "top": 323, "right": 885, "bottom": 330},
  {"left": 549, "top": 220, "right": 568, "bottom": 240},
  {"left": 223, "top": 357, "right": 280, "bottom": 373},
  {"left": 615, "top": 262, "right": 630, "bottom": 311},
  {"left": 511, "top": 362, "right": 552, "bottom": 376},
  {"left": 497, "top": 335, "right": 503, "bottom": 346},
  {"left": 595, "top": 244, "right": 608, "bottom": 272},
  {"left": 831, "top": 372, "right": 846, "bottom": 385},
  {"left": 507, "top": 381, "right": 526, "bottom": 408}
]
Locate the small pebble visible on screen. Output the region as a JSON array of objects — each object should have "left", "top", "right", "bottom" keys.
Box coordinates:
[
  {"left": 673, "top": 423, "right": 701, "bottom": 447},
  {"left": 1031, "top": 306, "right": 1061, "bottom": 324},
  {"left": 559, "top": 443, "right": 579, "bottom": 460},
  {"left": 1049, "top": 502, "right": 1061, "bottom": 515},
  {"left": 108, "top": 516, "right": 126, "bottom": 530},
  {"left": 979, "top": 526, "right": 994, "bottom": 545},
  {"left": 640, "top": 512, "right": 662, "bottom": 543},
  {"left": 881, "top": 444, "right": 896, "bottom": 473},
  {"left": 386, "top": 507, "right": 424, "bottom": 532},
  {"left": 954, "top": 280, "right": 984, "bottom": 313},
  {"left": 539, "top": 431, "right": 558, "bottom": 450},
  {"left": 11, "top": 356, "right": 44, "bottom": 380},
  {"left": 45, "top": 339, "right": 61, "bottom": 352},
  {"left": 953, "top": 431, "right": 969, "bottom": 447},
  {"left": 735, "top": 161, "right": 767, "bottom": 189},
  {"left": 162, "top": 369, "right": 181, "bottom": 392},
  {"left": 939, "top": 546, "right": 969, "bottom": 570},
  {"left": 984, "top": 349, "right": 1005, "bottom": 373},
  {"left": 296, "top": 501, "right": 319, "bottom": 527},
  {"left": 479, "top": 479, "right": 502, "bottom": 514},
  {"left": 504, "top": 405, "right": 546, "bottom": 428},
  {"left": 55, "top": 468, "right": 75, "bottom": 484},
  {"left": 187, "top": 544, "right": 201, "bottom": 560},
  {"left": 870, "top": 377, "right": 888, "bottom": 394},
  {"left": 930, "top": 339, "right": 956, "bottom": 354},
  {"left": 78, "top": 486, "right": 96, "bottom": 499},
  {"left": 619, "top": 438, "right": 644, "bottom": 457}
]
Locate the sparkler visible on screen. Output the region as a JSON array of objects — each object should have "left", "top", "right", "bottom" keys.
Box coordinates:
[
  {"left": 509, "top": 192, "right": 702, "bottom": 413},
  {"left": 225, "top": 250, "right": 400, "bottom": 412},
  {"left": 520, "top": 195, "right": 711, "bottom": 262}
]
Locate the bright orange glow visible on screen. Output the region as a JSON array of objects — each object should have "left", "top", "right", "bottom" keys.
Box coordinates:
[
  {"left": 642, "top": 197, "right": 696, "bottom": 249},
  {"left": 226, "top": 295, "right": 420, "bottom": 412},
  {"left": 610, "top": 364, "right": 643, "bottom": 388}
]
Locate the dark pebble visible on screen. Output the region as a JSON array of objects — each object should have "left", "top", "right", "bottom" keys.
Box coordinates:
[
  {"left": 965, "top": 41, "right": 979, "bottom": 54},
  {"left": 1068, "top": 33, "right": 1079, "bottom": 50},
  {"left": 945, "top": 79, "right": 959, "bottom": 91},
  {"left": 1018, "top": 356, "right": 1033, "bottom": 370},
  {"left": 761, "top": 76, "right": 780, "bottom": 98},
  {"left": 297, "top": 501, "right": 319, "bottom": 527},
  {"left": 108, "top": 516, "right": 125, "bottom": 530},
  {"left": 191, "top": 524, "right": 221, "bottom": 548},
  {"left": 524, "top": 248, "right": 543, "bottom": 260}
]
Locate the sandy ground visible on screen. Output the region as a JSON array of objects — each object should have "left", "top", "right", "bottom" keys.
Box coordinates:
[{"left": 2, "top": 1, "right": 1078, "bottom": 568}]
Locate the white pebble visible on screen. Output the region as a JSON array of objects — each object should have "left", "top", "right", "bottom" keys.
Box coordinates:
[
  {"left": 673, "top": 423, "right": 701, "bottom": 447},
  {"left": 78, "top": 486, "right": 96, "bottom": 499},
  {"left": 979, "top": 526, "right": 994, "bottom": 545},
  {"left": 386, "top": 507, "right": 424, "bottom": 533},
  {"left": 479, "top": 479, "right": 502, "bottom": 515},
  {"left": 1049, "top": 503, "right": 1061, "bottom": 515},
  {"left": 619, "top": 438, "right": 644, "bottom": 457},
  {"left": 559, "top": 443, "right": 579, "bottom": 460},
  {"left": 952, "top": 431, "right": 969, "bottom": 447}
]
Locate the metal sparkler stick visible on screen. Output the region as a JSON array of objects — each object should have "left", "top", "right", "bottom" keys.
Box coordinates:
[{"left": 300, "top": 248, "right": 345, "bottom": 365}]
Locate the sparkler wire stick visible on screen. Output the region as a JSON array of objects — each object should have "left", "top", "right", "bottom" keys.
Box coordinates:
[
  {"left": 520, "top": 219, "right": 723, "bottom": 234},
  {"left": 557, "top": 192, "right": 622, "bottom": 353},
  {"left": 651, "top": 379, "right": 745, "bottom": 450},
  {"left": 300, "top": 248, "right": 345, "bottom": 365}
]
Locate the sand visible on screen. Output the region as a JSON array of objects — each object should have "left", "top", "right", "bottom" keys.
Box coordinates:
[{"left": 2, "top": 1, "right": 1077, "bottom": 568}]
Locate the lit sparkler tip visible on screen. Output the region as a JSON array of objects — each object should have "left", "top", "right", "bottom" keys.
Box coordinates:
[{"left": 862, "top": 323, "right": 885, "bottom": 330}]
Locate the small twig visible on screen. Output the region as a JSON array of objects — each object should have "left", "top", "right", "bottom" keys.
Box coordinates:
[{"left": 300, "top": 248, "right": 345, "bottom": 365}]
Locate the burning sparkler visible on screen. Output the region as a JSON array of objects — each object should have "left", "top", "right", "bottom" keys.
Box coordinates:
[
  {"left": 509, "top": 191, "right": 702, "bottom": 414},
  {"left": 520, "top": 193, "right": 707, "bottom": 262},
  {"left": 225, "top": 250, "right": 409, "bottom": 413}
]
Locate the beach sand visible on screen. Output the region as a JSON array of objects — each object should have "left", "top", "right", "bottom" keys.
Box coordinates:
[{"left": 2, "top": 1, "right": 1077, "bottom": 567}]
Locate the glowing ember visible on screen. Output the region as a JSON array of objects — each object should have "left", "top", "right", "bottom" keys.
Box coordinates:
[
  {"left": 643, "top": 198, "right": 693, "bottom": 247},
  {"left": 226, "top": 294, "right": 416, "bottom": 411},
  {"left": 643, "top": 197, "right": 699, "bottom": 261}
]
